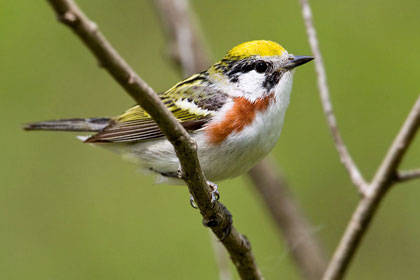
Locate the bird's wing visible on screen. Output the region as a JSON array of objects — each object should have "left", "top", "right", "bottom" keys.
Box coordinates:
[{"left": 85, "top": 74, "right": 228, "bottom": 143}]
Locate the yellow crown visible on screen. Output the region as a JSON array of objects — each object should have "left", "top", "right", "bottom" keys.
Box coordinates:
[{"left": 225, "top": 40, "right": 286, "bottom": 59}]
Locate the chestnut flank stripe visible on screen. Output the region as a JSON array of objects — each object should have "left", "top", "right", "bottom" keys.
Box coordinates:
[{"left": 206, "top": 94, "right": 275, "bottom": 144}]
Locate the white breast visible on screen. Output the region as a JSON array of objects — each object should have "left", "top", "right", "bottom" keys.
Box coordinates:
[{"left": 195, "top": 71, "right": 294, "bottom": 181}]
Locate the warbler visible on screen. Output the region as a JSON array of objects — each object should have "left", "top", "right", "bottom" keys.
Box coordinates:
[{"left": 25, "top": 40, "right": 313, "bottom": 187}]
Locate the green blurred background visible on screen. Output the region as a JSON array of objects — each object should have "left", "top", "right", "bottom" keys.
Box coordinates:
[{"left": 2, "top": 0, "right": 420, "bottom": 279}]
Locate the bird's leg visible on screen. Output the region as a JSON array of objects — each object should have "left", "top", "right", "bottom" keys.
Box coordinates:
[
  {"left": 180, "top": 162, "right": 220, "bottom": 208},
  {"left": 184, "top": 177, "right": 230, "bottom": 239},
  {"left": 178, "top": 164, "right": 200, "bottom": 208},
  {"left": 207, "top": 181, "right": 220, "bottom": 203},
  {"left": 189, "top": 181, "right": 219, "bottom": 208}
]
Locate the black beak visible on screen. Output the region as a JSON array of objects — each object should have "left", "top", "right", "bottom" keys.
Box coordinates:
[{"left": 283, "top": 55, "right": 314, "bottom": 70}]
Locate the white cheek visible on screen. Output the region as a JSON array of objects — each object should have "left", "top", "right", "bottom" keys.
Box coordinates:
[{"left": 236, "top": 71, "right": 266, "bottom": 100}]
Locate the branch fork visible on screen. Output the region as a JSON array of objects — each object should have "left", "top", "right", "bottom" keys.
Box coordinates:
[{"left": 299, "top": 0, "right": 420, "bottom": 279}]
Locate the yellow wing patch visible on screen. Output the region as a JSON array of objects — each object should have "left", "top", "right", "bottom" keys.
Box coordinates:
[
  {"left": 115, "top": 100, "right": 209, "bottom": 124},
  {"left": 226, "top": 40, "right": 286, "bottom": 59},
  {"left": 86, "top": 98, "right": 212, "bottom": 143},
  {"left": 116, "top": 105, "right": 150, "bottom": 122}
]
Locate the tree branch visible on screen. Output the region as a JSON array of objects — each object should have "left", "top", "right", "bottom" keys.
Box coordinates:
[
  {"left": 209, "top": 231, "right": 233, "bottom": 280},
  {"left": 153, "top": 0, "right": 209, "bottom": 76},
  {"left": 298, "top": 0, "right": 420, "bottom": 279},
  {"left": 46, "top": 0, "right": 261, "bottom": 278},
  {"left": 153, "top": 0, "right": 327, "bottom": 279},
  {"left": 396, "top": 169, "right": 420, "bottom": 182},
  {"left": 322, "top": 95, "right": 420, "bottom": 280},
  {"left": 298, "top": 0, "right": 368, "bottom": 195},
  {"left": 248, "top": 159, "right": 326, "bottom": 280},
  {"left": 368, "top": 96, "right": 420, "bottom": 193}
]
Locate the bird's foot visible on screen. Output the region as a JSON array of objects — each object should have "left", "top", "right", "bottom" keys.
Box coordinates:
[
  {"left": 207, "top": 181, "right": 220, "bottom": 203},
  {"left": 189, "top": 181, "right": 219, "bottom": 209},
  {"left": 189, "top": 195, "right": 198, "bottom": 209}
]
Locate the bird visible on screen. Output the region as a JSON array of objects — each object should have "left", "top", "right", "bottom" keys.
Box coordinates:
[{"left": 25, "top": 40, "right": 313, "bottom": 199}]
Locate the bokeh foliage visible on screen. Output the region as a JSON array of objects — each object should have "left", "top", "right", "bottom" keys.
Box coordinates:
[{"left": 1, "top": 0, "right": 420, "bottom": 279}]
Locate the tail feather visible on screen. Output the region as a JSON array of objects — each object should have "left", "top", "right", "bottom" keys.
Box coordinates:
[{"left": 23, "top": 118, "right": 110, "bottom": 132}]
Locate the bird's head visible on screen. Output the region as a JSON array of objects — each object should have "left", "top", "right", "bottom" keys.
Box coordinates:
[{"left": 208, "top": 40, "right": 313, "bottom": 101}]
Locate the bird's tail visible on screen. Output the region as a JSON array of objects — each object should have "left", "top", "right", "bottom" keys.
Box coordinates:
[{"left": 23, "top": 118, "right": 110, "bottom": 132}]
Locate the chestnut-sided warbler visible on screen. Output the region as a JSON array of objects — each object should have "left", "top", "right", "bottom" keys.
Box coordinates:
[{"left": 25, "top": 40, "right": 313, "bottom": 186}]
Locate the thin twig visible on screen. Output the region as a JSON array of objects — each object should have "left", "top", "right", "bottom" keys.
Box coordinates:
[
  {"left": 396, "top": 169, "right": 420, "bottom": 183},
  {"left": 209, "top": 231, "right": 233, "bottom": 280},
  {"left": 248, "top": 159, "right": 326, "bottom": 280},
  {"left": 46, "top": 0, "right": 262, "bottom": 278},
  {"left": 368, "top": 96, "right": 420, "bottom": 192},
  {"left": 298, "top": 0, "right": 368, "bottom": 195},
  {"left": 298, "top": 0, "right": 420, "bottom": 278},
  {"left": 322, "top": 95, "right": 420, "bottom": 280},
  {"left": 153, "top": 0, "right": 327, "bottom": 279},
  {"left": 153, "top": 0, "right": 209, "bottom": 76}
]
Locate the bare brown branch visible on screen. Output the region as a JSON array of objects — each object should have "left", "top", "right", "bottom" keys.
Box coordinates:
[
  {"left": 248, "top": 159, "right": 326, "bottom": 280},
  {"left": 209, "top": 231, "right": 233, "bottom": 280},
  {"left": 298, "top": 0, "right": 368, "bottom": 195},
  {"left": 368, "top": 96, "right": 420, "bottom": 192},
  {"left": 322, "top": 95, "right": 420, "bottom": 280},
  {"left": 396, "top": 169, "right": 420, "bottom": 182},
  {"left": 46, "top": 0, "right": 261, "bottom": 278},
  {"left": 298, "top": 0, "right": 420, "bottom": 279},
  {"left": 153, "top": 0, "right": 209, "bottom": 76}
]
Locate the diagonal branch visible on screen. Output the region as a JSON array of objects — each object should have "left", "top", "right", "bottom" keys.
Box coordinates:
[
  {"left": 46, "top": 0, "right": 261, "bottom": 278},
  {"left": 298, "top": 0, "right": 420, "bottom": 279},
  {"left": 153, "top": 0, "right": 209, "bottom": 76},
  {"left": 298, "top": 0, "right": 368, "bottom": 195},
  {"left": 153, "top": 0, "right": 327, "bottom": 279},
  {"left": 248, "top": 159, "right": 327, "bottom": 280},
  {"left": 322, "top": 95, "right": 420, "bottom": 280},
  {"left": 368, "top": 96, "right": 420, "bottom": 193}
]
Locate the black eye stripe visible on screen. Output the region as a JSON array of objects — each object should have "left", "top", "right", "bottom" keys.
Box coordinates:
[
  {"left": 230, "top": 62, "right": 253, "bottom": 74},
  {"left": 227, "top": 60, "right": 272, "bottom": 82}
]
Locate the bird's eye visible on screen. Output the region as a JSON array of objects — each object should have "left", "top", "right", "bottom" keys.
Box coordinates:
[{"left": 254, "top": 61, "right": 268, "bottom": 73}]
